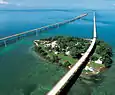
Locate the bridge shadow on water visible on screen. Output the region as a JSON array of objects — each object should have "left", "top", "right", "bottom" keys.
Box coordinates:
[
  {"left": 0, "top": 26, "right": 64, "bottom": 47},
  {"left": 0, "top": 13, "right": 88, "bottom": 48},
  {"left": 57, "top": 42, "right": 97, "bottom": 95},
  {"left": 0, "top": 31, "right": 45, "bottom": 47},
  {"left": 0, "top": 32, "right": 36, "bottom": 47}
]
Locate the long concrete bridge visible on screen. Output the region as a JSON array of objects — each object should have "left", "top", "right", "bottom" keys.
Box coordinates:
[
  {"left": 0, "top": 13, "right": 88, "bottom": 47},
  {"left": 46, "top": 12, "right": 97, "bottom": 95}
]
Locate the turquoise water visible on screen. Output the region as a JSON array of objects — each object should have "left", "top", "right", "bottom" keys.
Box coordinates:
[{"left": 0, "top": 10, "right": 115, "bottom": 95}]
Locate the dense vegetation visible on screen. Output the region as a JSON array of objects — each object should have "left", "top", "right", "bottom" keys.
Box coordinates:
[
  {"left": 34, "top": 36, "right": 90, "bottom": 67},
  {"left": 34, "top": 36, "right": 112, "bottom": 69},
  {"left": 91, "top": 40, "right": 113, "bottom": 68}
]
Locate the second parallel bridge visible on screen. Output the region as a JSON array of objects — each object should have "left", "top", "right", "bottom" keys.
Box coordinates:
[{"left": 0, "top": 13, "right": 88, "bottom": 47}]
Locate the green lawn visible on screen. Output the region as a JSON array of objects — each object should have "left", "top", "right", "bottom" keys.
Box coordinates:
[
  {"left": 37, "top": 43, "right": 78, "bottom": 65},
  {"left": 89, "top": 61, "right": 104, "bottom": 69},
  {"left": 58, "top": 53, "right": 77, "bottom": 65}
]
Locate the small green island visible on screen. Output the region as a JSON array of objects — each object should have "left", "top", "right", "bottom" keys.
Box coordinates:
[{"left": 33, "top": 36, "right": 112, "bottom": 76}]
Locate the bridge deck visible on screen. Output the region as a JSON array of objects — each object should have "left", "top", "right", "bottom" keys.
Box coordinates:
[
  {"left": 0, "top": 13, "right": 88, "bottom": 42},
  {"left": 47, "top": 12, "right": 97, "bottom": 95}
]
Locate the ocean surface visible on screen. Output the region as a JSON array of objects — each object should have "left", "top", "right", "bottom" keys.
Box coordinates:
[{"left": 0, "top": 9, "right": 115, "bottom": 95}]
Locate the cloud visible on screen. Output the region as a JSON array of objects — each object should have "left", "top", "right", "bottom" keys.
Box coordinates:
[{"left": 0, "top": 0, "right": 8, "bottom": 4}]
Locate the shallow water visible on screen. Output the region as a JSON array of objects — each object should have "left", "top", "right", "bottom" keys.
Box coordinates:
[{"left": 0, "top": 10, "right": 115, "bottom": 95}]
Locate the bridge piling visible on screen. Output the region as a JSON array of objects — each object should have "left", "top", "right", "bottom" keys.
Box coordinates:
[
  {"left": 4, "top": 40, "right": 7, "bottom": 47},
  {"left": 57, "top": 24, "right": 59, "bottom": 28},
  {"left": 17, "top": 36, "right": 21, "bottom": 40},
  {"left": 0, "top": 13, "right": 88, "bottom": 47},
  {"left": 36, "top": 29, "right": 38, "bottom": 36}
]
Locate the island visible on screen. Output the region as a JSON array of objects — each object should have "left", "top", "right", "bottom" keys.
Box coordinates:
[{"left": 33, "top": 36, "right": 112, "bottom": 76}]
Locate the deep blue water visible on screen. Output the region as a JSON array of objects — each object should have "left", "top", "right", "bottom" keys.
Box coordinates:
[{"left": 0, "top": 9, "right": 115, "bottom": 95}]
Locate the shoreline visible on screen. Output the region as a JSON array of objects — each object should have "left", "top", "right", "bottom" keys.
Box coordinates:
[
  {"left": 32, "top": 48, "right": 108, "bottom": 82},
  {"left": 33, "top": 36, "right": 113, "bottom": 79}
]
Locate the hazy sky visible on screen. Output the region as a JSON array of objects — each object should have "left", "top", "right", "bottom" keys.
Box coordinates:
[{"left": 0, "top": 0, "right": 115, "bottom": 9}]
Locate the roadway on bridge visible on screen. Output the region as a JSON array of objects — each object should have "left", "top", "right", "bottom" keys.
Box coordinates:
[{"left": 47, "top": 12, "right": 97, "bottom": 95}]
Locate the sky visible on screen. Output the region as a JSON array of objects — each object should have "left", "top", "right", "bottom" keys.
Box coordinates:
[{"left": 0, "top": 0, "right": 115, "bottom": 10}]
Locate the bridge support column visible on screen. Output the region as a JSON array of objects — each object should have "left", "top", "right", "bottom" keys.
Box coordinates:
[
  {"left": 4, "top": 40, "right": 7, "bottom": 47},
  {"left": 36, "top": 29, "right": 38, "bottom": 36},
  {"left": 57, "top": 25, "right": 59, "bottom": 28},
  {"left": 23, "top": 34, "right": 26, "bottom": 37},
  {"left": 17, "top": 36, "right": 20, "bottom": 40}
]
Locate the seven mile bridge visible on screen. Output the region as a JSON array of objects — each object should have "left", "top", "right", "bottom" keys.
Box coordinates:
[{"left": 47, "top": 12, "right": 97, "bottom": 95}]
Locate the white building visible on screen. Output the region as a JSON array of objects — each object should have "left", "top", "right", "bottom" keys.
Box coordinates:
[
  {"left": 65, "top": 51, "right": 70, "bottom": 56},
  {"left": 51, "top": 41, "right": 57, "bottom": 48},
  {"left": 85, "top": 66, "right": 95, "bottom": 72},
  {"left": 54, "top": 51, "right": 59, "bottom": 55},
  {"left": 95, "top": 58, "right": 102, "bottom": 64}
]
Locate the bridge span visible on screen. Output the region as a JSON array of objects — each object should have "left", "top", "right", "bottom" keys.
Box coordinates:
[
  {"left": 0, "top": 13, "right": 87, "bottom": 47},
  {"left": 47, "top": 12, "right": 97, "bottom": 95}
]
